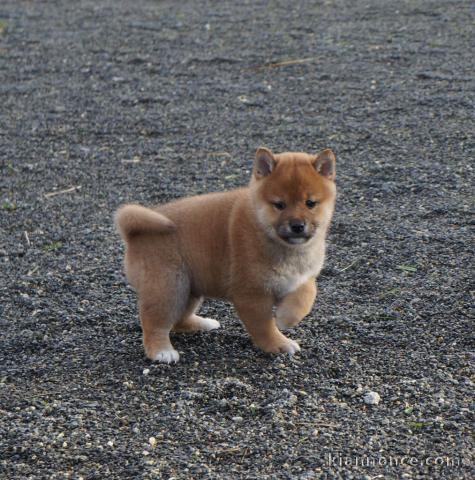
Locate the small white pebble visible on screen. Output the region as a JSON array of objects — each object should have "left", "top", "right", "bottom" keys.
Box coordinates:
[
  {"left": 232, "top": 416, "right": 243, "bottom": 422},
  {"left": 143, "top": 368, "right": 150, "bottom": 376},
  {"left": 363, "top": 391, "right": 381, "bottom": 405},
  {"left": 107, "top": 440, "right": 114, "bottom": 447},
  {"left": 149, "top": 436, "right": 157, "bottom": 448},
  {"left": 142, "top": 450, "right": 150, "bottom": 456}
]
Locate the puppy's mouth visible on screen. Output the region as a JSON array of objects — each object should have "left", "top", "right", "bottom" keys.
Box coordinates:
[
  {"left": 275, "top": 223, "right": 317, "bottom": 246},
  {"left": 279, "top": 233, "right": 312, "bottom": 245}
]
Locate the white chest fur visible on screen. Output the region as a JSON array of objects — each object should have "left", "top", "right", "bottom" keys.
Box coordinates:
[{"left": 266, "top": 242, "right": 325, "bottom": 299}]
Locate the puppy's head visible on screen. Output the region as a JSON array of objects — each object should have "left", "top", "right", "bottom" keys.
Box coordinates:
[{"left": 250, "top": 147, "right": 336, "bottom": 247}]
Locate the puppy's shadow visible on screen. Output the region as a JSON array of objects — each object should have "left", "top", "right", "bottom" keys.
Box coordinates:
[
  {"left": 116, "top": 299, "right": 314, "bottom": 381},
  {"left": 170, "top": 315, "right": 251, "bottom": 367}
]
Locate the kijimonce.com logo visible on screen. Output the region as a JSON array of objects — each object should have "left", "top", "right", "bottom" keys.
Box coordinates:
[{"left": 326, "top": 453, "right": 467, "bottom": 468}]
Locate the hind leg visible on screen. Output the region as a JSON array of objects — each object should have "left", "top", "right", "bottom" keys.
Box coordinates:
[
  {"left": 173, "top": 296, "right": 221, "bottom": 333},
  {"left": 139, "top": 273, "right": 189, "bottom": 363}
]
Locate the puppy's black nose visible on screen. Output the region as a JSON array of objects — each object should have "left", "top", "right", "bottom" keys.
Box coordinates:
[{"left": 289, "top": 219, "right": 306, "bottom": 234}]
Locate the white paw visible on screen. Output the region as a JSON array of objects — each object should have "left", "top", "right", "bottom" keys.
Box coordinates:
[
  {"left": 261, "top": 336, "right": 301, "bottom": 355},
  {"left": 280, "top": 338, "right": 301, "bottom": 355},
  {"left": 195, "top": 316, "right": 221, "bottom": 331},
  {"left": 152, "top": 347, "right": 180, "bottom": 364}
]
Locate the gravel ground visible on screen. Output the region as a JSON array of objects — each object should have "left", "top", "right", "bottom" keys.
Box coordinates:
[{"left": 1, "top": 1, "right": 474, "bottom": 478}]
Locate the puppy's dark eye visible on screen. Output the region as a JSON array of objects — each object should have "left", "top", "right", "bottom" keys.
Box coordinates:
[
  {"left": 273, "top": 201, "right": 286, "bottom": 211},
  {"left": 306, "top": 199, "right": 318, "bottom": 209}
]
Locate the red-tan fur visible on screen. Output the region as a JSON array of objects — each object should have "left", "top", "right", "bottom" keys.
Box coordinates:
[{"left": 115, "top": 147, "right": 336, "bottom": 363}]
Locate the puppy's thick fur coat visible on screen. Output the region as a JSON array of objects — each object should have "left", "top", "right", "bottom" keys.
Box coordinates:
[{"left": 115, "top": 147, "right": 336, "bottom": 363}]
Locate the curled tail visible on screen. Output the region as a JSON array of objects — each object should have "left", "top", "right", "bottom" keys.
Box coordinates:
[{"left": 114, "top": 204, "right": 176, "bottom": 242}]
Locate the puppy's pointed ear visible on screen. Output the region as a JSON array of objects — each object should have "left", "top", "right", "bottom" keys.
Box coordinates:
[
  {"left": 254, "top": 147, "right": 276, "bottom": 178},
  {"left": 313, "top": 148, "right": 336, "bottom": 180}
]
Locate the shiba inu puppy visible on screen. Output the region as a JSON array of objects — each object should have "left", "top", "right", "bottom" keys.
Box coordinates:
[{"left": 115, "top": 147, "right": 336, "bottom": 363}]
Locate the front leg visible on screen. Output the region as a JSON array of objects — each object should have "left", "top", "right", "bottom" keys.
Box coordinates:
[
  {"left": 275, "top": 278, "right": 317, "bottom": 330},
  {"left": 233, "top": 292, "right": 300, "bottom": 355}
]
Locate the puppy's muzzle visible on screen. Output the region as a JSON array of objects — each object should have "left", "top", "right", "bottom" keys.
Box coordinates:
[
  {"left": 278, "top": 219, "right": 312, "bottom": 245},
  {"left": 289, "top": 218, "right": 306, "bottom": 234}
]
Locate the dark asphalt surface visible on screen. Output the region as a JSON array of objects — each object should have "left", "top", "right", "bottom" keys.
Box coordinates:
[{"left": 1, "top": 1, "right": 474, "bottom": 479}]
